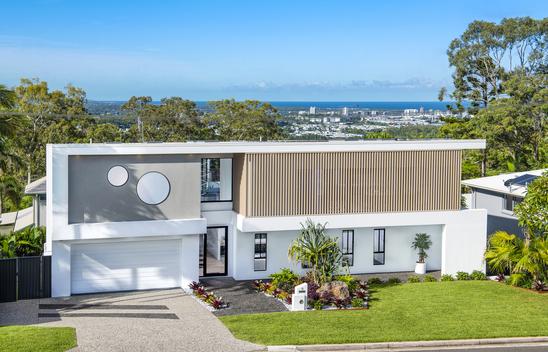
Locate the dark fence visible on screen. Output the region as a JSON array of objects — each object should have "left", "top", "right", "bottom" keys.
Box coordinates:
[{"left": 0, "top": 256, "right": 51, "bottom": 303}]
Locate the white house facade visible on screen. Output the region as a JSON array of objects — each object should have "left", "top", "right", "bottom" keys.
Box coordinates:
[{"left": 47, "top": 140, "right": 488, "bottom": 297}]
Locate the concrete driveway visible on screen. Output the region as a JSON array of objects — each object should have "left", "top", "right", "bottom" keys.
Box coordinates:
[{"left": 0, "top": 289, "right": 261, "bottom": 352}]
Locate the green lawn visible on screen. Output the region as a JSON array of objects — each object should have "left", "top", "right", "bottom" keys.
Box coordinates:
[
  {"left": 220, "top": 281, "right": 548, "bottom": 345},
  {"left": 0, "top": 326, "right": 77, "bottom": 352}
]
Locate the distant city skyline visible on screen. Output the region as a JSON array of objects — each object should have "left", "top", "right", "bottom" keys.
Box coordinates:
[{"left": 1, "top": 0, "right": 546, "bottom": 101}]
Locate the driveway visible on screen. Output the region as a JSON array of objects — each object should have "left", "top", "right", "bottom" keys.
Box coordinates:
[{"left": 0, "top": 289, "right": 261, "bottom": 352}]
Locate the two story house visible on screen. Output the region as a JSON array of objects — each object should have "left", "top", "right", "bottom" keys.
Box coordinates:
[{"left": 46, "top": 140, "right": 487, "bottom": 297}]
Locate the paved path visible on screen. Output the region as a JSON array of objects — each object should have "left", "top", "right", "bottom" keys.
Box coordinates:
[
  {"left": 0, "top": 289, "right": 262, "bottom": 352},
  {"left": 201, "top": 278, "right": 288, "bottom": 316}
]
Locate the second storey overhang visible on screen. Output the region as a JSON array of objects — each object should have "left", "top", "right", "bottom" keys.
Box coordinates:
[{"left": 47, "top": 139, "right": 485, "bottom": 242}]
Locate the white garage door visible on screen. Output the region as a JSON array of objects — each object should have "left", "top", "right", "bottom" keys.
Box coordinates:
[{"left": 71, "top": 239, "right": 182, "bottom": 294}]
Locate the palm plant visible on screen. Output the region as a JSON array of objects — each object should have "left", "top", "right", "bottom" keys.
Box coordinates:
[
  {"left": 411, "top": 233, "right": 432, "bottom": 263},
  {"left": 485, "top": 231, "right": 548, "bottom": 290},
  {"left": 288, "top": 219, "right": 342, "bottom": 284}
]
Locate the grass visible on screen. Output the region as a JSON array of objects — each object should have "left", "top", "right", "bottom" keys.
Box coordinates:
[
  {"left": 220, "top": 281, "right": 548, "bottom": 345},
  {"left": 0, "top": 326, "right": 77, "bottom": 352}
]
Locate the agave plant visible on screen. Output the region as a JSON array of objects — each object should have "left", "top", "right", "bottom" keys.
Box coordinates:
[{"left": 288, "top": 219, "right": 342, "bottom": 284}]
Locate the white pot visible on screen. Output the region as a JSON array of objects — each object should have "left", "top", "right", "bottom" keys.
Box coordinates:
[{"left": 415, "top": 262, "right": 426, "bottom": 274}]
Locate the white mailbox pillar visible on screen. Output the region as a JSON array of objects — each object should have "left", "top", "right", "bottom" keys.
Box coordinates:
[{"left": 291, "top": 283, "right": 308, "bottom": 311}]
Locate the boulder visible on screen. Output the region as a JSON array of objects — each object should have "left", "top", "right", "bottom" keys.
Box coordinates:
[{"left": 317, "top": 281, "right": 350, "bottom": 300}]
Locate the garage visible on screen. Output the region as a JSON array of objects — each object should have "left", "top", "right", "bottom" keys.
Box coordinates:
[{"left": 71, "top": 239, "right": 182, "bottom": 294}]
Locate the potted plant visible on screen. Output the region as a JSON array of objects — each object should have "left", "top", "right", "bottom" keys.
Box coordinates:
[{"left": 411, "top": 233, "right": 431, "bottom": 274}]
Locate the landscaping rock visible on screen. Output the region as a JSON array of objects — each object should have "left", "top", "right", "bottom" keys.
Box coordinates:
[{"left": 317, "top": 281, "right": 350, "bottom": 300}]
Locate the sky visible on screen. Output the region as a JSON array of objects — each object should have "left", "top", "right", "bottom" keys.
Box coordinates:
[{"left": 1, "top": 0, "right": 546, "bottom": 101}]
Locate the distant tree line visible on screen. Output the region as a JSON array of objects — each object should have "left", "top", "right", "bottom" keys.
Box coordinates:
[{"left": 0, "top": 79, "right": 284, "bottom": 211}]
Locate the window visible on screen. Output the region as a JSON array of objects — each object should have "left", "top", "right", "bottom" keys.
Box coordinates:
[
  {"left": 503, "top": 194, "right": 522, "bottom": 212},
  {"left": 254, "top": 233, "right": 267, "bottom": 271},
  {"left": 201, "top": 158, "right": 232, "bottom": 202},
  {"left": 341, "top": 230, "right": 354, "bottom": 266},
  {"left": 373, "top": 229, "right": 385, "bottom": 265}
]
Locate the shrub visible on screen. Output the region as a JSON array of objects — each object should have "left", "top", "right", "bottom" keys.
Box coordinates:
[
  {"left": 532, "top": 280, "right": 546, "bottom": 291},
  {"left": 306, "top": 281, "right": 320, "bottom": 301},
  {"left": 509, "top": 273, "right": 532, "bottom": 288},
  {"left": 470, "top": 270, "right": 487, "bottom": 280},
  {"left": 456, "top": 271, "right": 470, "bottom": 280},
  {"left": 189, "top": 281, "right": 201, "bottom": 291},
  {"left": 367, "top": 277, "right": 383, "bottom": 285},
  {"left": 210, "top": 297, "right": 225, "bottom": 310},
  {"left": 312, "top": 300, "right": 323, "bottom": 310},
  {"left": 353, "top": 288, "right": 368, "bottom": 299},
  {"left": 269, "top": 268, "right": 299, "bottom": 292},
  {"left": 0, "top": 226, "right": 46, "bottom": 258},
  {"left": 351, "top": 298, "right": 364, "bottom": 308},
  {"left": 387, "top": 277, "right": 401, "bottom": 284},
  {"left": 333, "top": 297, "right": 351, "bottom": 309},
  {"left": 407, "top": 275, "right": 421, "bottom": 283},
  {"left": 423, "top": 274, "right": 437, "bottom": 282},
  {"left": 357, "top": 280, "right": 368, "bottom": 290},
  {"left": 252, "top": 280, "right": 263, "bottom": 291},
  {"left": 284, "top": 294, "right": 292, "bottom": 305},
  {"left": 496, "top": 273, "right": 506, "bottom": 282},
  {"left": 441, "top": 274, "right": 454, "bottom": 281},
  {"left": 336, "top": 274, "right": 359, "bottom": 293}
]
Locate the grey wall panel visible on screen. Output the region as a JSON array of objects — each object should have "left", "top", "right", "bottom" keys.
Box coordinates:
[{"left": 68, "top": 154, "right": 201, "bottom": 224}]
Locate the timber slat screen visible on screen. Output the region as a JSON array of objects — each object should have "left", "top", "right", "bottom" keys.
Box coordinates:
[
  {"left": 0, "top": 256, "right": 51, "bottom": 303},
  {"left": 233, "top": 150, "right": 462, "bottom": 217}
]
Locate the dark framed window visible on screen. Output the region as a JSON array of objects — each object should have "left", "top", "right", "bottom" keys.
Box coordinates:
[
  {"left": 201, "top": 158, "right": 232, "bottom": 202},
  {"left": 341, "top": 230, "right": 354, "bottom": 266},
  {"left": 373, "top": 228, "right": 385, "bottom": 265},
  {"left": 503, "top": 194, "right": 522, "bottom": 212},
  {"left": 254, "top": 233, "right": 267, "bottom": 271}
]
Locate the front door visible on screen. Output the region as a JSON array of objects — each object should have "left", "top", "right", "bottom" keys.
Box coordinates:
[{"left": 199, "top": 226, "right": 228, "bottom": 276}]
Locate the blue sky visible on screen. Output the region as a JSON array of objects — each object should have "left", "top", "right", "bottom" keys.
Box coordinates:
[{"left": 1, "top": 0, "right": 546, "bottom": 101}]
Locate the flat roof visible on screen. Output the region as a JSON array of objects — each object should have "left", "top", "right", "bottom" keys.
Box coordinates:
[
  {"left": 48, "top": 139, "right": 486, "bottom": 155},
  {"left": 462, "top": 169, "right": 546, "bottom": 197},
  {"left": 25, "top": 176, "right": 46, "bottom": 195}
]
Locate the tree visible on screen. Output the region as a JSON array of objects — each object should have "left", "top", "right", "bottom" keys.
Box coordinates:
[
  {"left": 288, "top": 219, "right": 342, "bottom": 284},
  {"left": 13, "top": 78, "right": 88, "bottom": 180},
  {"left": 121, "top": 96, "right": 209, "bottom": 142},
  {"left": 514, "top": 172, "right": 548, "bottom": 240},
  {"left": 0, "top": 84, "right": 15, "bottom": 109},
  {"left": 443, "top": 17, "right": 546, "bottom": 110},
  {"left": 206, "top": 99, "right": 284, "bottom": 141}
]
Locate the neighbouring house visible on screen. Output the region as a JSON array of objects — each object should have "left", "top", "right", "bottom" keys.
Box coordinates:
[
  {"left": 47, "top": 140, "right": 487, "bottom": 297},
  {"left": 0, "top": 207, "right": 35, "bottom": 235},
  {"left": 25, "top": 176, "right": 47, "bottom": 228},
  {"left": 462, "top": 169, "right": 546, "bottom": 238}
]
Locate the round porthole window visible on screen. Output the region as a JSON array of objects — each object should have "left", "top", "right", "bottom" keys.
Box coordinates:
[
  {"left": 136, "top": 172, "right": 170, "bottom": 205},
  {"left": 107, "top": 166, "right": 129, "bottom": 187}
]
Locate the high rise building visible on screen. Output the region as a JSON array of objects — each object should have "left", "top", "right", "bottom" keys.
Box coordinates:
[
  {"left": 342, "top": 107, "right": 348, "bottom": 116},
  {"left": 309, "top": 106, "right": 316, "bottom": 115}
]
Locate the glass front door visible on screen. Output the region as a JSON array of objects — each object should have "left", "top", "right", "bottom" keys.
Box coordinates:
[{"left": 199, "top": 226, "right": 228, "bottom": 276}]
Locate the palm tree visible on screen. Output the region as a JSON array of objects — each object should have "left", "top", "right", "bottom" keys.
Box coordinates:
[
  {"left": 411, "top": 233, "right": 432, "bottom": 263},
  {"left": 288, "top": 219, "right": 342, "bottom": 284}
]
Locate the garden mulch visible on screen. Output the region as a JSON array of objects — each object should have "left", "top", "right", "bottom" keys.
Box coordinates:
[{"left": 201, "top": 277, "right": 288, "bottom": 316}]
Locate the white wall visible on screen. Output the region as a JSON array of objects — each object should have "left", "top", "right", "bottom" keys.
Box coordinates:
[
  {"left": 233, "top": 209, "right": 487, "bottom": 279},
  {"left": 232, "top": 225, "right": 443, "bottom": 280}
]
